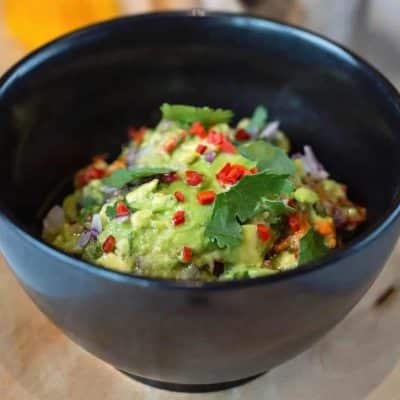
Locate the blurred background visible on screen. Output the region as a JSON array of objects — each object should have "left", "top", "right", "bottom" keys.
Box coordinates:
[{"left": 0, "top": 0, "right": 400, "bottom": 88}]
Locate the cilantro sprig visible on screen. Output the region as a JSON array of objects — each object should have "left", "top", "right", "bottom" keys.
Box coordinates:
[
  {"left": 160, "top": 103, "right": 233, "bottom": 127},
  {"left": 102, "top": 167, "right": 172, "bottom": 189},
  {"left": 298, "top": 229, "right": 329, "bottom": 265},
  {"left": 261, "top": 199, "right": 294, "bottom": 222},
  {"left": 105, "top": 205, "right": 117, "bottom": 219},
  {"left": 238, "top": 140, "right": 295, "bottom": 176},
  {"left": 205, "top": 173, "right": 294, "bottom": 248}
]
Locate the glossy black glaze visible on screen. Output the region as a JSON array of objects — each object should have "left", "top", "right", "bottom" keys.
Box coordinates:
[{"left": 0, "top": 12, "right": 400, "bottom": 390}]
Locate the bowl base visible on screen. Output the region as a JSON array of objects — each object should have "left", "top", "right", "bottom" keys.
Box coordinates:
[{"left": 118, "top": 370, "right": 265, "bottom": 393}]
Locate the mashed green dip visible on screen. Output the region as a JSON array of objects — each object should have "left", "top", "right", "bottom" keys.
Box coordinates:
[{"left": 43, "top": 104, "right": 366, "bottom": 281}]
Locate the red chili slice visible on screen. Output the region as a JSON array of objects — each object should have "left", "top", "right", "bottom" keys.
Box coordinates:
[
  {"left": 235, "top": 129, "right": 251, "bottom": 141},
  {"left": 174, "top": 191, "right": 185, "bottom": 202},
  {"left": 216, "top": 163, "right": 248, "bottom": 186},
  {"left": 173, "top": 210, "right": 185, "bottom": 226},
  {"left": 185, "top": 170, "right": 203, "bottom": 186},
  {"left": 102, "top": 235, "right": 116, "bottom": 253},
  {"left": 207, "top": 130, "right": 223, "bottom": 145},
  {"left": 288, "top": 214, "right": 301, "bottom": 232},
  {"left": 207, "top": 130, "right": 236, "bottom": 154},
  {"left": 181, "top": 246, "right": 193, "bottom": 263},
  {"left": 76, "top": 166, "right": 106, "bottom": 187},
  {"left": 116, "top": 201, "right": 129, "bottom": 216},
  {"left": 219, "top": 139, "right": 236, "bottom": 154},
  {"left": 196, "top": 144, "right": 207, "bottom": 154},
  {"left": 197, "top": 191, "right": 216, "bottom": 205},
  {"left": 163, "top": 137, "right": 178, "bottom": 154},
  {"left": 257, "top": 224, "right": 271, "bottom": 242},
  {"left": 190, "top": 122, "right": 207, "bottom": 139}
]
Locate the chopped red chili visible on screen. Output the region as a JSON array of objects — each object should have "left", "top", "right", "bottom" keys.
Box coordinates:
[
  {"left": 288, "top": 214, "right": 301, "bottom": 232},
  {"left": 235, "top": 129, "right": 251, "bottom": 141},
  {"left": 174, "top": 191, "right": 185, "bottom": 202},
  {"left": 102, "top": 235, "right": 116, "bottom": 253},
  {"left": 197, "top": 191, "right": 216, "bottom": 205},
  {"left": 207, "top": 130, "right": 236, "bottom": 154},
  {"left": 216, "top": 163, "right": 248, "bottom": 186},
  {"left": 116, "top": 201, "right": 129, "bottom": 216},
  {"left": 190, "top": 121, "right": 207, "bottom": 138},
  {"left": 185, "top": 170, "right": 203, "bottom": 186},
  {"left": 173, "top": 210, "right": 186, "bottom": 226},
  {"left": 207, "top": 130, "right": 223, "bottom": 145},
  {"left": 196, "top": 144, "right": 207, "bottom": 154},
  {"left": 181, "top": 246, "right": 193, "bottom": 263},
  {"left": 163, "top": 137, "right": 178, "bottom": 154},
  {"left": 257, "top": 224, "right": 271, "bottom": 242},
  {"left": 160, "top": 171, "right": 179, "bottom": 183},
  {"left": 76, "top": 166, "right": 106, "bottom": 187}
]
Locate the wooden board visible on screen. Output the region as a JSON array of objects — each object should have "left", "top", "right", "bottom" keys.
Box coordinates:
[{"left": 1, "top": 5, "right": 400, "bottom": 399}]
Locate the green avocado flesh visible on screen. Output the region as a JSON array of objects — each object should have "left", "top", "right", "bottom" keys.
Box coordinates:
[{"left": 43, "top": 104, "right": 366, "bottom": 281}]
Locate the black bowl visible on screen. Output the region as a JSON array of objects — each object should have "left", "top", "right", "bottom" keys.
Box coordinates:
[{"left": 0, "top": 12, "right": 400, "bottom": 392}]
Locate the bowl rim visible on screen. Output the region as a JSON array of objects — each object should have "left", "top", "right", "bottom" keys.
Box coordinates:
[{"left": 0, "top": 10, "right": 400, "bottom": 291}]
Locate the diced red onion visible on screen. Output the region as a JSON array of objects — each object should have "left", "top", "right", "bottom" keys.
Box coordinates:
[
  {"left": 43, "top": 205, "right": 65, "bottom": 235},
  {"left": 91, "top": 213, "right": 102, "bottom": 233},
  {"left": 303, "top": 145, "right": 329, "bottom": 180},
  {"left": 76, "top": 213, "right": 102, "bottom": 249},
  {"left": 204, "top": 151, "right": 216, "bottom": 163},
  {"left": 292, "top": 145, "right": 329, "bottom": 180},
  {"left": 259, "top": 121, "right": 280, "bottom": 140},
  {"left": 76, "top": 230, "right": 92, "bottom": 248}
]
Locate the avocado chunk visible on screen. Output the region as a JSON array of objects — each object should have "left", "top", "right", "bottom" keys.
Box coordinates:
[{"left": 294, "top": 187, "right": 319, "bottom": 204}]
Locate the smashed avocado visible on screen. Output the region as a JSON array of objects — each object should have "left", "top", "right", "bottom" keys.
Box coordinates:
[{"left": 43, "top": 104, "right": 366, "bottom": 281}]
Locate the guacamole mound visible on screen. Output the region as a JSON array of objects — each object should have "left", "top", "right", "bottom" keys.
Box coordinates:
[{"left": 43, "top": 104, "right": 366, "bottom": 281}]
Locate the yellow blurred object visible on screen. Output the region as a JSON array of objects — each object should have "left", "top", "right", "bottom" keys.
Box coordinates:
[{"left": 4, "top": 0, "right": 120, "bottom": 49}]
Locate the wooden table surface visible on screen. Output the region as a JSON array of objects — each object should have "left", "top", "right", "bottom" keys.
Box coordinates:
[{"left": 1, "top": 8, "right": 400, "bottom": 400}]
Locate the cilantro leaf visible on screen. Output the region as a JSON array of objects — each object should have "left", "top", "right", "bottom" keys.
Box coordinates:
[
  {"left": 160, "top": 103, "right": 233, "bottom": 127},
  {"left": 79, "top": 196, "right": 102, "bottom": 220},
  {"left": 80, "top": 196, "right": 98, "bottom": 208},
  {"left": 105, "top": 205, "right": 117, "bottom": 219},
  {"left": 102, "top": 167, "right": 172, "bottom": 189},
  {"left": 239, "top": 140, "right": 295, "bottom": 176},
  {"left": 247, "top": 106, "right": 268, "bottom": 134},
  {"left": 103, "top": 169, "right": 132, "bottom": 189},
  {"left": 299, "top": 229, "right": 330, "bottom": 265},
  {"left": 261, "top": 199, "right": 294, "bottom": 220},
  {"left": 205, "top": 194, "right": 242, "bottom": 248},
  {"left": 205, "top": 173, "right": 294, "bottom": 247}
]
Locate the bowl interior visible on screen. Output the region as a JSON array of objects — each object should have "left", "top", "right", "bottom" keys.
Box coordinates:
[{"left": 0, "top": 13, "right": 399, "bottom": 242}]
